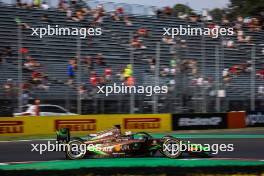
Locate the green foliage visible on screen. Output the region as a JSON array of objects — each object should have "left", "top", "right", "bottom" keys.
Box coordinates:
[
  {"left": 173, "top": 4, "right": 193, "bottom": 15},
  {"left": 172, "top": 0, "right": 263, "bottom": 21}
]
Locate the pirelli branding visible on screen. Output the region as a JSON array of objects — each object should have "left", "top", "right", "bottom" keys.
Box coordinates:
[
  {"left": 124, "top": 118, "right": 161, "bottom": 129},
  {"left": 0, "top": 121, "right": 24, "bottom": 134},
  {"left": 55, "top": 119, "right": 96, "bottom": 131}
]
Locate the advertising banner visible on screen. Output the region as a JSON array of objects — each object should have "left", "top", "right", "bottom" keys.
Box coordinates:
[
  {"left": 247, "top": 111, "right": 264, "bottom": 127},
  {"left": 0, "top": 114, "right": 171, "bottom": 136},
  {"left": 172, "top": 113, "right": 228, "bottom": 130}
]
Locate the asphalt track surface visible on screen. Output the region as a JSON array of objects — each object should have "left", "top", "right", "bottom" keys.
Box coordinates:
[{"left": 0, "top": 129, "right": 264, "bottom": 163}]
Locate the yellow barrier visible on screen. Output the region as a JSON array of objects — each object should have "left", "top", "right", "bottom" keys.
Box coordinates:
[{"left": 0, "top": 114, "right": 172, "bottom": 136}]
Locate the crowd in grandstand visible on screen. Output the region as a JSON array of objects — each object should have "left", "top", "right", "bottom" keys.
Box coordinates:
[{"left": 0, "top": 0, "right": 263, "bottom": 105}]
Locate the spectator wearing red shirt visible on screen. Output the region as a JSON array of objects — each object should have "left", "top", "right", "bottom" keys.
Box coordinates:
[
  {"left": 137, "top": 28, "right": 148, "bottom": 37},
  {"left": 130, "top": 35, "right": 146, "bottom": 49},
  {"left": 104, "top": 66, "right": 112, "bottom": 82},
  {"left": 116, "top": 7, "right": 124, "bottom": 15},
  {"left": 90, "top": 71, "right": 97, "bottom": 87},
  {"left": 257, "top": 69, "right": 264, "bottom": 78},
  {"left": 31, "top": 70, "right": 41, "bottom": 85}
]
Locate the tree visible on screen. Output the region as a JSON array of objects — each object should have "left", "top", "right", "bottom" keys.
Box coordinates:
[
  {"left": 228, "top": 0, "right": 264, "bottom": 18},
  {"left": 209, "top": 8, "right": 226, "bottom": 22},
  {"left": 173, "top": 4, "right": 193, "bottom": 15}
]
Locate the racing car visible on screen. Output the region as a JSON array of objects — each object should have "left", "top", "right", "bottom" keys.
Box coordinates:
[{"left": 56, "top": 125, "right": 212, "bottom": 160}]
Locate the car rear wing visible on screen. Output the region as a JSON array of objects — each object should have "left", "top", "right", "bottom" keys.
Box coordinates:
[{"left": 56, "top": 128, "right": 70, "bottom": 143}]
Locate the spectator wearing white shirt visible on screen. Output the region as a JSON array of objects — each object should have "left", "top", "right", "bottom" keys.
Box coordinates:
[{"left": 41, "top": 1, "right": 49, "bottom": 10}]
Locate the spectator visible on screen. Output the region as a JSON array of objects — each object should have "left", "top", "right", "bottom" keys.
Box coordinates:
[
  {"left": 33, "top": 0, "right": 41, "bottom": 8},
  {"left": 257, "top": 69, "right": 264, "bottom": 78},
  {"left": 41, "top": 14, "right": 52, "bottom": 23},
  {"left": 248, "top": 17, "right": 261, "bottom": 32},
  {"left": 31, "top": 70, "right": 42, "bottom": 85},
  {"left": 85, "top": 55, "right": 93, "bottom": 70},
  {"left": 3, "top": 79, "right": 15, "bottom": 98},
  {"left": 258, "top": 86, "right": 264, "bottom": 95},
  {"left": 21, "top": 90, "right": 30, "bottom": 105},
  {"left": 16, "top": 0, "right": 29, "bottom": 8},
  {"left": 189, "top": 14, "right": 199, "bottom": 22},
  {"left": 170, "top": 59, "right": 177, "bottom": 75},
  {"left": 104, "top": 66, "right": 112, "bottom": 82},
  {"left": 162, "top": 36, "right": 175, "bottom": 44},
  {"left": 111, "top": 7, "right": 123, "bottom": 21},
  {"left": 34, "top": 99, "right": 40, "bottom": 116},
  {"left": 178, "top": 12, "right": 188, "bottom": 20},
  {"left": 223, "top": 74, "right": 232, "bottom": 85},
  {"left": 161, "top": 66, "right": 170, "bottom": 76},
  {"left": 126, "top": 76, "right": 135, "bottom": 86},
  {"left": 79, "top": 84, "right": 87, "bottom": 99},
  {"left": 16, "top": 0, "right": 23, "bottom": 7},
  {"left": 170, "top": 59, "right": 177, "bottom": 68},
  {"left": 222, "top": 39, "right": 235, "bottom": 48},
  {"left": 24, "top": 56, "right": 40, "bottom": 71},
  {"left": 96, "top": 53, "right": 105, "bottom": 65},
  {"left": 222, "top": 68, "right": 229, "bottom": 77},
  {"left": 67, "top": 60, "right": 75, "bottom": 85},
  {"left": 90, "top": 71, "right": 97, "bottom": 87},
  {"left": 38, "top": 73, "right": 49, "bottom": 90},
  {"left": 180, "top": 39, "right": 187, "bottom": 48},
  {"left": 97, "top": 76, "right": 106, "bottom": 85},
  {"left": 58, "top": 0, "right": 68, "bottom": 11},
  {"left": 72, "top": 9, "right": 85, "bottom": 21},
  {"left": 155, "top": 8, "right": 163, "bottom": 18},
  {"left": 163, "top": 6, "right": 173, "bottom": 16},
  {"left": 116, "top": 66, "right": 125, "bottom": 81},
  {"left": 111, "top": 6, "right": 132, "bottom": 26},
  {"left": 124, "top": 16, "right": 132, "bottom": 26},
  {"left": 93, "top": 4, "right": 105, "bottom": 24},
  {"left": 148, "top": 57, "right": 156, "bottom": 72},
  {"left": 130, "top": 35, "right": 146, "bottom": 49},
  {"left": 20, "top": 47, "right": 29, "bottom": 58},
  {"left": 221, "top": 15, "right": 230, "bottom": 25},
  {"left": 0, "top": 46, "right": 12, "bottom": 63},
  {"left": 124, "top": 64, "right": 133, "bottom": 80},
  {"left": 116, "top": 6, "right": 124, "bottom": 15},
  {"left": 66, "top": 9, "right": 72, "bottom": 20},
  {"left": 41, "top": 1, "right": 49, "bottom": 10},
  {"left": 229, "top": 65, "right": 240, "bottom": 75},
  {"left": 137, "top": 28, "right": 148, "bottom": 37}
]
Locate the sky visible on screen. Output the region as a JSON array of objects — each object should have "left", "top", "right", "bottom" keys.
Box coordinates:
[{"left": 95, "top": 0, "right": 230, "bottom": 11}]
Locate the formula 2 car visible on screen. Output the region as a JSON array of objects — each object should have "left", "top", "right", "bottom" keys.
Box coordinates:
[{"left": 56, "top": 125, "right": 212, "bottom": 160}]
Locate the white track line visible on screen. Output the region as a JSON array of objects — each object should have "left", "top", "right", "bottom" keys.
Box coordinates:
[
  {"left": 0, "top": 160, "right": 62, "bottom": 165},
  {"left": 0, "top": 139, "right": 55, "bottom": 143}
]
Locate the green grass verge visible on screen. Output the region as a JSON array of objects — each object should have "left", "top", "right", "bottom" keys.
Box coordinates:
[{"left": 0, "top": 158, "right": 264, "bottom": 170}]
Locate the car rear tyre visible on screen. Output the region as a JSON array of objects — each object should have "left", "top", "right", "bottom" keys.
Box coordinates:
[
  {"left": 161, "top": 138, "right": 182, "bottom": 159},
  {"left": 66, "top": 137, "right": 86, "bottom": 160}
]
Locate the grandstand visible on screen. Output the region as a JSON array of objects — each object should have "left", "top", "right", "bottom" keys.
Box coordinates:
[{"left": 0, "top": 1, "right": 263, "bottom": 115}]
